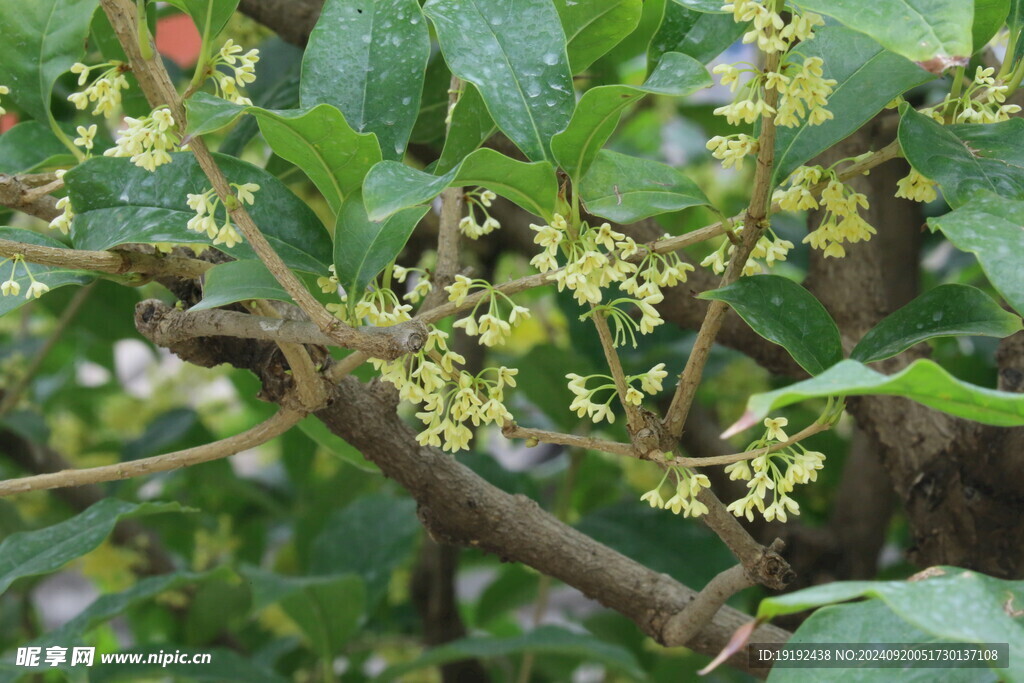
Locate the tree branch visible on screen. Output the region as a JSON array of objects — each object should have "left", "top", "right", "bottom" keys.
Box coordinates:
[
  {"left": 0, "top": 238, "right": 214, "bottom": 280},
  {"left": 0, "top": 409, "right": 302, "bottom": 496},
  {"left": 0, "top": 173, "right": 61, "bottom": 221}
]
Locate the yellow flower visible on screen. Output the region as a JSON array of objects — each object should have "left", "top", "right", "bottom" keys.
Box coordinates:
[{"left": 764, "top": 416, "right": 789, "bottom": 442}]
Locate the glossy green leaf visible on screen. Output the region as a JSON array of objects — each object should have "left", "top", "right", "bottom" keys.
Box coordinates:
[
  {"left": 0, "top": 121, "right": 69, "bottom": 174},
  {"left": 0, "top": 0, "right": 97, "bottom": 123},
  {"left": 796, "top": 0, "right": 973, "bottom": 63},
  {"left": 649, "top": 3, "right": 745, "bottom": 66},
  {"left": 928, "top": 193, "right": 1024, "bottom": 316},
  {"left": 551, "top": 52, "right": 711, "bottom": 181},
  {"left": 186, "top": 94, "right": 382, "bottom": 213},
  {"left": 851, "top": 284, "right": 1023, "bottom": 363},
  {"left": 435, "top": 84, "right": 497, "bottom": 174},
  {"left": 190, "top": 260, "right": 292, "bottom": 312},
  {"left": 66, "top": 153, "right": 332, "bottom": 273},
  {"left": 699, "top": 274, "right": 842, "bottom": 375},
  {"left": 554, "top": 0, "right": 643, "bottom": 73},
  {"left": 579, "top": 149, "right": 708, "bottom": 222},
  {"left": 606, "top": 0, "right": 667, "bottom": 60},
  {"left": 165, "top": 0, "right": 240, "bottom": 39},
  {"left": 424, "top": 0, "right": 575, "bottom": 162},
  {"left": 242, "top": 567, "right": 365, "bottom": 656},
  {"left": 300, "top": 0, "right": 430, "bottom": 160},
  {"left": 899, "top": 107, "right": 1024, "bottom": 208},
  {"left": 973, "top": 0, "right": 1011, "bottom": 51},
  {"left": 378, "top": 626, "right": 646, "bottom": 682},
  {"left": 0, "top": 499, "right": 185, "bottom": 595},
  {"left": 334, "top": 190, "right": 428, "bottom": 296},
  {"left": 757, "top": 568, "right": 1023, "bottom": 680},
  {"left": 774, "top": 26, "right": 934, "bottom": 184},
  {"left": 669, "top": 0, "right": 727, "bottom": 11},
  {"left": 0, "top": 228, "right": 94, "bottom": 317},
  {"left": 737, "top": 359, "right": 1024, "bottom": 430},
  {"left": 309, "top": 495, "right": 419, "bottom": 606},
  {"left": 364, "top": 147, "right": 559, "bottom": 221}
]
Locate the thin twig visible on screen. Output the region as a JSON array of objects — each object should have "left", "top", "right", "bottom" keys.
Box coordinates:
[
  {"left": 589, "top": 306, "right": 645, "bottom": 433},
  {"left": 501, "top": 421, "right": 636, "bottom": 458},
  {"left": 662, "top": 40, "right": 785, "bottom": 441},
  {"left": 0, "top": 409, "right": 303, "bottom": 496},
  {"left": 0, "top": 283, "right": 96, "bottom": 417},
  {"left": 325, "top": 351, "right": 368, "bottom": 383},
  {"left": 250, "top": 300, "right": 329, "bottom": 411},
  {"left": 661, "top": 563, "right": 756, "bottom": 646},
  {"left": 0, "top": 238, "right": 214, "bottom": 280},
  {"left": 667, "top": 421, "right": 831, "bottom": 468}
]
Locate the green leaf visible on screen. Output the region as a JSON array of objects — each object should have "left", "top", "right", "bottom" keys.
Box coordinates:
[
  {"left": 296, "top": 416, "right": 380, "bottom": 474},
  {"left": 65, "top": 153, "right": 332, "bottom": 273},
  {"left": 435, "top": 84, "right": 497, "bottom": 174},
  {"left": 0, "top": 122, "right": 69, "bottom": 174},
  {"left": 0, "top": 228, "right": 94, "bottom": 317},
  {"left": 190, "top": 260, "right": 292, "bottom": 312},
  {"left": 551, "top": 52, "right": 711, "bottom": 182},
  {"left": 928, "top": 193, "right": 1024, "bottom": 316},
  {"left": 334, "top": 190, "right": 428, "bottom": 296},
  {"left": 300, "top": 0, "right": 430, "bottom": 160},
  {"left": 0, "top": 499, "right": 186, "bottom": 595},
  {"left": 309, "top": 495, "right": 419, "bottom": 607},
  {"left": 757, "top": 568, "right": 1022, "bottom": 679},
  {"left": 775, "top": 600, "right": 1000, "bottom": 683},
  {"left": 851, "top": 284, "right": 1023, "bottom": 363},
  {"left": 973, "top": 0, "right": 1011, "bottom": 51},
  {"left": 899, "top": 107, "right": 1024, "bottom": 208},
  {"left": 774, "top": 26, "right": 934, "bottom": 184},
  {"left": 164, "top": 0, "right": 240, "bottom": 39},
  {"left": 649, "top": 3, "right": 745, "bottom": 66},
  {"left": 0, "top": 0, "right": 97, "bottom": 123},
  {"left": 699, "top": 274, "right": 842, "bottom": 375},
  {"left": 378, "top": 625, "right": 646, "bottom": 682},
  {"left": 186, "top": 94, "right": 382, "bottom": 213},
  {"left": 242, "top": 567, "right": 365, "bottom": 657},
  {"left": 364, "top": 147, "right": 559, "bottom": 221},
  {"left": 669, "top": 0, "right": 727, "bottom": 11},
  {"left": 579, "top": 149, "right": 709, "bottom": 223},
  {"left": 795, "top": 0, "right": 973, "bottom": 63},
  {"left": 554, "top": 0, "right": 643, "bottom": 73},
  {"left": 1012, "top": 0, "right": 1024, "bottom": 33},
  {"left": 423, "top": 0, "right": 576, "bottom": 162},
  {"left": 739, "top": 359, "right": 1024, "bottom": 429}
]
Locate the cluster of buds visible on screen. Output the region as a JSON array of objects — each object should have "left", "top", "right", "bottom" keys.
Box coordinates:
[
  {"left": 700, "top": 226, "right": 794, "bottom": 276},
  {"left": 446, "top": 275, "right": 530, "bottom": 347},
  {"left": 209, "top": 39, "right": 259, "bottom": 105},
  {"left": 185, "top": 182, "right": 258, "bottom": 248},
  {"left": 725, "top": 0, "right": 823, "bottom": 55},
  {"left": 565, "top": 363, "right": 667, "bottom": 424},
  {"left": 458, "top": 189, "right": 501, "bottom": 239},
  {"left": 68, "top": 61, "right": 130, "bottom": 117},
  {"left": 724, "top": 417, "right": 825, "bottom": 522},
  {"left": 0, "top": 254, "right": 50, "bottom": 300},
  {"left": 104, "top": 108, "right": 180, "bottom": 172},
  {"left": 640, "top": 465, "right": 711, "bottom": 518},
  {"left": 706, "top": 134, "right": 758, "bottom": 169}
]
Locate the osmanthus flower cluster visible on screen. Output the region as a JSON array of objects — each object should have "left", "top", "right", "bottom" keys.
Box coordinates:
[
  {"left": 773, "top": 165, "right": 875, "bottom": 259},
  {"left": 701, "top": 226, "right": 794, "bottom": 276},
  {"left": 446, "top": 275, "right": 530, "bottom": 347},
  {"left": 104, "top": 108, "right": 181, "bottom": 172},
  {"left": 930, "top": 66, "right": 1022, "bottom": 124},
  {"left": 458, "top": 189, "right": 501, "bottom": 239},
  {"left": 185, "top": 182, "right": 260, "bottom": 248},
  {"left": 641, "top": 465, "right": 712, "bottom": 518},
  {"left": 68, "top": 61, "right": 131, "bottom": 117},
  {"left": 895, "top": 168, "right": 939, "bottom": 203},
  {"left": 723, "top": 418, "right": 825, "bottom": 522},
  {"left": 207, "top": 39, "right": 260, "bottom": 105},
  {"left": 0, "top": 254, "right": 50, "bottom": 300},
  {"left": 566, "top": 364, "right": 668, "bottom": 424},
  {"left": 709, "top": 1, "right": 834, "bottom": 168},
  {"left": 391, "top": 264, "right": 432, "bottom": 304}
]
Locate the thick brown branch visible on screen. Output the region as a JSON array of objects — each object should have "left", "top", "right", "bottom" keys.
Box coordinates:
[
  {"left": 0, "top": 238, "right": 213, "bottom": 280},
  {"left": 0, "top": 173, "right": 61, "bottom": 221}
]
